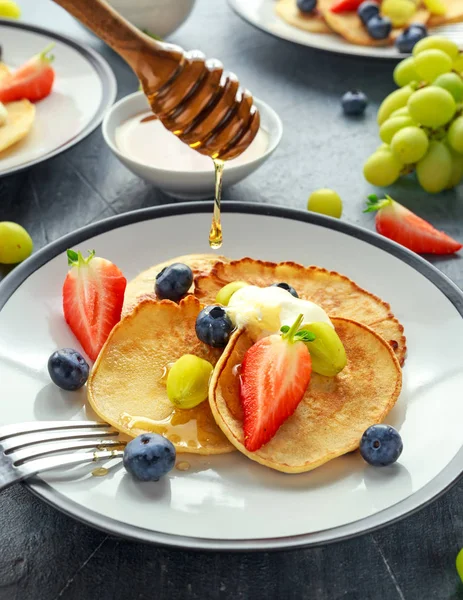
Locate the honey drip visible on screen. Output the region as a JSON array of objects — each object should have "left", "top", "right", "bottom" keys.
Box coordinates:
[
  {"left": 92, "top": 467, "right": 109, "bottom": 477},
  {"left": 209, "top": 158, "right": 224, "bottom": 249}
]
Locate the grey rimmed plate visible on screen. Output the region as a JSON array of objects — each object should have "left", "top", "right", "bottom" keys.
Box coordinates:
[{"left": 0, "top": 202, "right": 462, "bottom": 551}]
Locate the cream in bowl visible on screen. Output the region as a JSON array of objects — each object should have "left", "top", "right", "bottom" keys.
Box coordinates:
[{"left": 102, "top": 91, "right": 283, "bottom": 199}]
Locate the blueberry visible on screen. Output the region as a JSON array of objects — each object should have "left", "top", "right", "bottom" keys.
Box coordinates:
[
  {"left": 357, "top": 1, "right": 379, "bottom": 26},
  {"left": 367, "top": 15, "right": 392, "bottom": 40},
  {"left": 195, "top": 305, "right": 234, "bottom": 348},
  {"left": 297, "top": 0, "right": 317, "bottom": 12},
  {"left": 123, "top": 433, "right": 176, "bottom": 482},
  {"left": 341, "top": 90, "right": 368, "bottom": 116},
  {"left": 395, "top": 25, "right": 427, "bottom": 54},
  {"left": 155, "top": 263, "right": 193, "bottom": 302},
  {"left": 360, "top": 424, "right": 403, "bottom": 467},
  {"left": 271, "top": 282, "right": 299, "bottom": 298},
  {"left": 48, "top": 348, "right": 89, "bottom": 391}
]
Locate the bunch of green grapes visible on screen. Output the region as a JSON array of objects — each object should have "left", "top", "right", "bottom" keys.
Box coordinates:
[{"left": 364, "top": 36, "right": 463, "bottom": 194}]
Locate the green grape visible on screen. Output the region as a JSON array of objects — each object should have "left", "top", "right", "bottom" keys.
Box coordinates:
[
  {"left": 456, "top": 548, "right": 463, "bottom": 583},
  {"left": 303, "top": 322, "right": 347, "bottom": 377},
  {"left": 391, "top": 126, "right": 429, "bottom": 164},
  {"left": 453, "top": 54, "right": 463, "bottom": 75},
  {"left": 416, "top": 141, "right": 452, "bottom": 193},
  {"left": 0, "top": 0, "right": 20, "bottom": 18},
  {"left": 447, "top": 117, "right": 463, "bottom": 154},
  {"left": 393, "top": 57, "right": 419, "bottom": 87},
  {"left": 0, "top": 222, "right": 33, "bottom": 264},
  {"left": 408, "top": 86, "right": 456, "bottom": 127},
  {"left": 166, "top": 354, "right": 213, "bottom": 409},
  {"left": 216, "top": 281, "right": 248, "bottom": 306},
  {"left": 414, "top": 49, "right": 452, "bottom": 82},
  {"left": 364, "top": 149, "right": 403, "bottom": 187},
  {"left": 307, "top": 188, "right": 343, "bottom": 218},
  {"left": 413, "top": 36, "right": 459, "bottom": 60},
  {"left": 445, "top": 146, "right": 463, "bottom": 189},
  {"left": 422, "top": 0, "right": 446, "bottom": 14},
  {"left": 381, "top": 0, "right": 416, "bottom": 26},
  {"left": 377, "top": 85, "right": 414, "bottom": 125},
  {"left": 377, "top": 143, "right": 390, "bottom": 152},
  {"left": 432, "top": 73, "right": 463, "bottom": 102},
  {"left": 379, "top": 116, "right": 416, "bottom": 144},
  {"left": 390, "top": 107, "right": 411, "bottom": 119}
]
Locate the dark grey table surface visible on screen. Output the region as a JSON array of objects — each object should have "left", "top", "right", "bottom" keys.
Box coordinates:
[{"left": 1, "top": 1, "right": 463, "bottom": 598}]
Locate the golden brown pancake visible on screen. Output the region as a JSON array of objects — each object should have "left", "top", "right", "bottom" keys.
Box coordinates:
[
  {"left": 210, "top": 318, "right": 402, "bottom": 473},
  {"left": 194, "top": 257, "right": 406, "bottom": 365},
  {"left": 122, "top": 253, "right": 228, "bottom": 317},
  {"left": 275, "top": 0, "right": 332, "bottom": 34},
  {"left": 88, "top": 295, "right": 234, "bottom": 455},
  {"left": 428, "top": 0, "right": 463, "bottom": 26},
  {"left": 0, "top": 99, "right": 36, "bottom": 154},
  {"left": 318, "top": 0, "right": 429, "bottom": 47}
]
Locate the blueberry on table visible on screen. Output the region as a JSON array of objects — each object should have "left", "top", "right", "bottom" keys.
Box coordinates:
[
  {"left": 155, "top": 262, "right": 193, "bottom": 301},
  {"left": 395, "top": 25, "right": 428, "bottom": 54},
  {"left": 195, "top": 305, "right": 234, "bottom": 348},
  {"left": 341, "top": 90, "right": 368, "bottom": 116},
  {"left": 357, "top": 1, "right": 380, "bottom": 26},
  {"left": 367, "top": 15, "right": 392, "bottom": 40},
  {"left": 360, "top": 424, "right": 403, "bottom": 466},
  {"left": 271, "top": 282, "right": 299, "bottom": 298},
  {"left": 123, "top": 433, "right": 176, "bottom": 482},
  {"left": 48, "top": 348, "right": 89, "bottom": 391},
  {"left": 297, "top": 0, "right": 317, "bottom": 13}
]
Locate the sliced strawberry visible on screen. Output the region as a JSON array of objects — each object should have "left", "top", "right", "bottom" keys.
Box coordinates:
[
  {"left": 0, "top": 43, "right": 55, "bottom": 103},
  {"left": 240, "top": 315, "right": 313, "bottom": 452},
  {"left": 365, "top": 195, "right": 462, "bottom": 255},
  {"left": 62, "top": 249, "right": 127, "bottom": 361},
  {"left": 331, "top": 0, "right": 364, "bottom": 12}
]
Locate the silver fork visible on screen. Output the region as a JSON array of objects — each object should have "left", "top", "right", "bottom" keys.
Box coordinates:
[{"left": 0, "top": 421, "right": 126, "bottom": 491}]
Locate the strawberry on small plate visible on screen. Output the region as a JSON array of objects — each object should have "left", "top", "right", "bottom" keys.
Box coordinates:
[
  {"left": 0, "top": 43, "right": 55, "bottom": 103},
  {"left": 62, "top": 249, "right": 127, "bottom": 361},
  {"left": 240, "top": 315, "right": 313, "bottom": 451},
  {"left": 365, "top": 194, "right": 462, "bottom": 255}
]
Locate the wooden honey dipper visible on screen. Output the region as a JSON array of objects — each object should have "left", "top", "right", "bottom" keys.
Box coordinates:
[{"left": 52, "top": 0, "right": 260, "bottom": 161}]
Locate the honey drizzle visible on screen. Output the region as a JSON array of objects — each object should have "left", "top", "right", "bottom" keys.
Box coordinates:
[{"left": 209, "top": 158, "right": 224, "bottom": 249}]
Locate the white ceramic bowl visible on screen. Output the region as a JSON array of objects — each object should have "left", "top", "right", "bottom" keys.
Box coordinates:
[
  {"left": 102, "top": 91, "right": 283, "bottom": 199},
  {"left": 108, "top": 0, "right": 196, "bottom": 38}
]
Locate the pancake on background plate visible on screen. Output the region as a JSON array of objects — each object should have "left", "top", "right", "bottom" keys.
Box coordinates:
[
  {"left": 122, "top": 253, "right": 228, "bottom": 317},
  {"left": 210, "top": 317, "right": 402, "bottom": 473},
  {"left": 275, "top": 0, "right": 332, "bottom": 33},
  {"left": 88, "top": 295, "right": 234, "bottom": 455},
  {"left": 194, "top": 257, "right": 406, "bottom": 365}
]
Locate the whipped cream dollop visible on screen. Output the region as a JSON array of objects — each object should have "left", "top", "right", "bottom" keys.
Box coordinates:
[{"left": 227, "top": 285, "right": 332, "bottom": 337}]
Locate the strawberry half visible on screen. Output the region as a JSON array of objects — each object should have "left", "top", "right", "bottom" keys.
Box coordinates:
[
  {"left": 240, "top": 315, "right": 313, "bottom": 452},
  {"left": 365, "top": 195, "right": 462, "bottom": 255},
  {"left": 62, "top": 249, "right": 127, "bottom": 361},
  {"left": 0, "top": 43, "right": 55, "bottom": 103}
]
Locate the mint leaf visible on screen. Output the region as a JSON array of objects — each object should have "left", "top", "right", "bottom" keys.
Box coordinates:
[{"left": 280, "top": 325, "right": 290, "bottom": 334}]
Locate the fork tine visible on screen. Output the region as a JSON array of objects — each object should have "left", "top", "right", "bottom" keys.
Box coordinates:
[
  {"left": 1, "top": 427, "right": 120, "bottom": 453},
  {"left": 11, "top": 438, "right": 125, "bottom": 465},
  {"left": 14, "top": 448, "right": 125, "bottom": 484},
  {"left": 0, "top": 421, "right": 112, "bottom": 442}
]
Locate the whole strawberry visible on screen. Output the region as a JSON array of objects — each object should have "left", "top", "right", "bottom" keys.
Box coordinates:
[{"left": 62, "top": 249, "right": 127, "bottom": 361}]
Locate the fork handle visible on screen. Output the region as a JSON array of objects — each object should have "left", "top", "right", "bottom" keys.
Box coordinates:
[{"left": 0, "top": 448, "right": 124, "bottom": 492}]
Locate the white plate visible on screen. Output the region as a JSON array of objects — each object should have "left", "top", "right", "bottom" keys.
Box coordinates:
[
  {"left": 228, "top": 0, "right": 463, "bottom": 59},
  {"left": 0, "top": 203, "right": 462, "bottom": 551},
  {"left": 0, "top": 20, "right": 116, "bottom": 176}
]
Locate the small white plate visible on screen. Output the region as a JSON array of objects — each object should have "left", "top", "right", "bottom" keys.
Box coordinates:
[
  {"left": 228, "top": 0, "right": 463, "bottom": 59},
  {"left": 0, "top": 20, "right": 117, "bottom": 176},
  {"left": 103, "top": 92, "right": 283, "bottom": 199},
  {"left": 0, "top": 203, "right": 462, "bottom": 550}
]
